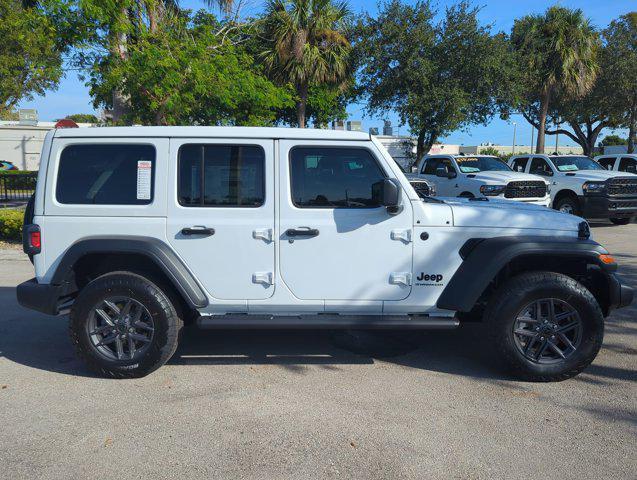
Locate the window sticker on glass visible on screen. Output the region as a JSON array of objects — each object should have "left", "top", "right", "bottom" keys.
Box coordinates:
[
  {"left": 136, "top": 160, "right": 152, "bottom": 200},
  {"left": 560, "top": 164, "right": 578, "bottom": 171}
]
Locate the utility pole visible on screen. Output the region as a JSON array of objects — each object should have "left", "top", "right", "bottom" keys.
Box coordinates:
[
  {"left": 512, "top": 122, "right": 517, "bottom": 155},
  {"left": 555, "top": 124, "right": 559, "bottom": 154},
  {"left": 530, "top": 125, "right": 534, "bottom": 152}
]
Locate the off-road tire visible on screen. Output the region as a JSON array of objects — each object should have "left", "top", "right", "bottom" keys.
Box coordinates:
[
  {"left": 610, "top": 217, "right": 631, "bottom": 225},
  {"left": 554, "top": 195, "right": 581, "bottom": 216},
  {"left": 484, "top": 271, "right": 604, "bottom": 382},
  {"left": 69, "top": 271, "right": 182, "bottom": 378}
]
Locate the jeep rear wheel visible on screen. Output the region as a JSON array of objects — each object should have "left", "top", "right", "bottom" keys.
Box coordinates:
[
  {"left": 69, "top": 272, "right": 182, "bottom": 378},
  {"left": 485, "top": 271, "right": 604, "bottom": 382}
]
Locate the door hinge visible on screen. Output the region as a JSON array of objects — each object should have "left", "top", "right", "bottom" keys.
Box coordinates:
[
  {"left": 252, "top": 272, "right": 273, "bottom": 286},
  {"left": 390, "top": 272, "right": 412, "bottom": 286},
  {"left": 253, "top": 228, "right": 273, "bottom": 242},
  {"left": 390, "top": 229, "right": 412, "bottom": 243}
]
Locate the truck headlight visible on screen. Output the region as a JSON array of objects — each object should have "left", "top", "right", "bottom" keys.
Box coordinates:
[
  {"left": 429, "top": 183, "right": 436, "bottom": 196},
  {"left": 479, "top": 184, "right": 506, "bottom": 196},
  {"left": 582, "top": 181, "right": 606, "bottom": 195},
  {"left": 546, "top": 183, "right": 551, "bottom": 194}
]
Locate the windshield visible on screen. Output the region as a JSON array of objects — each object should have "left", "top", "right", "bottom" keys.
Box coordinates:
[
  {"left": 455, "top": 156, "right": 511, "bottom": 173},
  {"left": 551, "top": 156, "right": 603, "bottom": 172}
]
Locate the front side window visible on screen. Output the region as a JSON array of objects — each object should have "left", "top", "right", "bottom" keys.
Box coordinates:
[
  {"left": 597, "top": 157, "right": 615, "bottom": 170},
  {"left": 455, "top": 156, "right": 511, "bottom": 173},
  {"left": 619, "top": 157, "right": 637, "bottom": 174},
  {"left": 512, "top": 157, "right": 529, "bottom": 172},
  {"left": 551, "top": 156, "right": 603, "bottom": 172},
  {"left": 529, "top": 158, "right": 553, "bottom": 176},
  {"left": 56, "top": 144, "right": 156, "bottom": 205},
  {"left": 178, "top": 144, "right": 265, "bottom": 207},
  {"left": 290, "top": 147, "right": 386, "bottom": 208}
]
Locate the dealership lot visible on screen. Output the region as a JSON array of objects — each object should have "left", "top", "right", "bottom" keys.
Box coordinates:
[{"left": 0, "top": 223, "right": 635, "bottom": 479}]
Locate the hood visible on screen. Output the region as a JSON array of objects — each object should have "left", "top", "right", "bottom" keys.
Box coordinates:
[
  {"left": 558, "top": 170, "right": 637, "bottom": 181},
  {"left": 467, "top": 171, "right": 548, "bottom": 184},
  {"left": 443, "top": 197, "right": 582, "bottom": 232}
]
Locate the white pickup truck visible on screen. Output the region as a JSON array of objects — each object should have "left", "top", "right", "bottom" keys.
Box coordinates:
[
  {"left": 408, "top": 154, "right": 551, "bottom": 205},
  {"left": 509, "top": 154, "right": 637, "bottom": 225},
  {"left": 16, "top": 127, "right": 633, "bottom": 381},
  {"left": 594, "top": 153, "right": 637, "bottom": 175}
]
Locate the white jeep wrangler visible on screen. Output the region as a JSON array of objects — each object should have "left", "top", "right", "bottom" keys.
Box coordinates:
[
  {"left": 17, "top": 127, "right": 633, "bottom": 380},
  {"left": 509, "top": 154, "right": 637, "bottom": 225}
]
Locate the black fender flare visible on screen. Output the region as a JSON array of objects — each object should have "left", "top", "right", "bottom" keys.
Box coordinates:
[
  {"left": 436, "top": 236, "right": 613, "bottom": 312},
  {"left": 51, "top": 236, "right": 208, "bottom": 309}
]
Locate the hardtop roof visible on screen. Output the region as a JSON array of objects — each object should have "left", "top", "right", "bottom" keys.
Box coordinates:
[{"left": 53, "top": 126, "right": 371, "bottom": 141}]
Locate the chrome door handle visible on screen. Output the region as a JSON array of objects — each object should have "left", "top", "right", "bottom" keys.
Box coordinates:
[{"left": 181, "top": 226, "right": 215, "bottom": 237}]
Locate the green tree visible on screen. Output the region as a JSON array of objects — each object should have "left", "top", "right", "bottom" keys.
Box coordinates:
[
  {"left": 60, "top": 113, "right": 100, "bottom": 123},
  {"left": 260, "top": 0, "right": 352, "bottom": 128},
  {"left": 600, "top": 134, "right": 627, "bottom": 147},
  {"left": 603, "top": 13, "right": 637, "bottom": 153},
  {"left": 512, "top": 6, "right": 599, "bottom": 154},
  {"left": 88, "top": 10, "right": 292, "bottom": 125},
  {"left": 356, "top": 1, "right": 513, "bottom": 163},
  {"left": 0, "top": 0, "right": 78, "bottom": 113}
]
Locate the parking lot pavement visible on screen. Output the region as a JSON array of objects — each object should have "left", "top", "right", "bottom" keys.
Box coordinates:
[{"left": 1, "top": 225, "right": 635, "bottom": 480}]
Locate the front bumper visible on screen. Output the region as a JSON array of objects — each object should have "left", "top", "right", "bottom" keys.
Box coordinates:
[
  {"left": 16, "top": 278, "right": 66, "bottom": 315},
  {"left": 607, "top": 273, "right": 634, "bottom": 311},
  {"left": 579, "top": 195, "right": 637, "bottom": 219}
]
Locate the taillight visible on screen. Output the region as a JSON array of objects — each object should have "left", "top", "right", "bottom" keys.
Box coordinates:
[
  {"left": 30, "top": 230, "right": 41, "bottom": 249},
  {"left": 23, "top": 224, "right": 41, "bottom": 255}
]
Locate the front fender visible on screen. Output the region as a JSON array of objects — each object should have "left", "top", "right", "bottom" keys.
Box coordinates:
[{"left": 436, "top": 236, "right": 612, "bottom": 312}]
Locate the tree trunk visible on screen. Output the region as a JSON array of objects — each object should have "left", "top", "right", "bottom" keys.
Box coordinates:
[
  {"left": 628, "top": 104, "right": 636, "bottom": 154},
  {"left": 110, "top": 9, "right": 130, "bottom": 124},
  {"left": 296, "top": 83, "right": 308, "bottom": 128},
  {"left": 415, "top": 129, "right": 436, "bottom": 167},
  {"left": 536, "top": 90, "right": 551, "bottom": 154}
]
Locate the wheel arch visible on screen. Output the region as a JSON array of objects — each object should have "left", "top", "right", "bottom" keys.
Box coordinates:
[
  {"left": 553, "top": 188, "right": 579, "bottom": 208},
  {"left": 51, "top": 236, "right": 208, "bottom": 311},
  {"left": 437, "top": 236, "right": 617, "bottom": 316}
]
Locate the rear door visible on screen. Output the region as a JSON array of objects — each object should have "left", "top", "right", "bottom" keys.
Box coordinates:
[
  {"left": 278, "top": 140, "right": 413, "bottom": 301},
  {"left": 166, "top": 138, "right": 275, "bottom": 301}
]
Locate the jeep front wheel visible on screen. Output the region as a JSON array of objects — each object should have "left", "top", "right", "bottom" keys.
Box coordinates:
[
  {"left": 69, "top": 272, "right": 183, "bottom": 378},
  {"left": 485, "top": 271, "right": 604, "bottom": 382}
]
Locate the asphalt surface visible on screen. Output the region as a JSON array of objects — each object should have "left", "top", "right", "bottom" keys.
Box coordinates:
[{"left": 1, "top": 224, "right": 635, "bottom": 479}]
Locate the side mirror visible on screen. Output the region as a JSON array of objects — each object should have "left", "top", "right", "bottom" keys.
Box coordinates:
[{"left": 372, "top": 178, "right": 402, "bottom": 214}]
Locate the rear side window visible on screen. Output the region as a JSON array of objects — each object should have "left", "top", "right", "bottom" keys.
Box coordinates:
[
  {"left": 511, "top": 157, "right": 528, "bottom": 172},
  {"left": 597, "top": 157, "right": 615, "bottom": 170},
  {"left": 56, "top": 144, "right": 155, "bottom": 205},
  {"left": 178, "top": 144, "right": 265, "bottom": 207},
  {"left": 290, "top": 147, "right": 385, "bottom": 208}
]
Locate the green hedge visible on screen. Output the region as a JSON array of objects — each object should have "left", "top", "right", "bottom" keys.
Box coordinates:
[
  {"left": 0, "top": 209, "right": 23, "bottom": 241},
  {"left": 0, "top": 170, "right": 37, "bottom": 175}
]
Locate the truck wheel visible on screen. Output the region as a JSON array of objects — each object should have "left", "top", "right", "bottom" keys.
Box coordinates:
[
  {"left": 610, "top": 217, "right": 631, "bottom": 225},
  {"left": 69, "top": 272, "right": 183, "bottom": 378},
  {"left": 484, "top": 271, "right": 603, "bottom": 382},
  {"left": 554, "top": 195, "right": 581, "bottom": 216}
]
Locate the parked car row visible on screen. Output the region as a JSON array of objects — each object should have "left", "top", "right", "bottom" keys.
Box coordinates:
[{"left": 407, "top": 153, "right": 637, "bottom": 225}]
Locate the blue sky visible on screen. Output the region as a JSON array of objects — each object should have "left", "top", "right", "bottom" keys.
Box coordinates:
[{"left": 18, "top": 0, "right": 634, "bottom": 146}]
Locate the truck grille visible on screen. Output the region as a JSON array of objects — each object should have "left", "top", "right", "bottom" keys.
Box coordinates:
[
  {"left": 409, "top": 180, "right": 431, "bottom": 197},
  {"left": 606, "top": 178, "right": 637, "bottom": 196},
  {"left": 504, "top": 181, "right": 547, "bottom": 199}
]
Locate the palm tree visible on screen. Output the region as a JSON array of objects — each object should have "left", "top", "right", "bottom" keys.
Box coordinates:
[
  {"left": 261, "top": 0, "right": 351, "bottom": 128},
  {"left": 512, "top": 6, "right": 599, "bottom": 153}
]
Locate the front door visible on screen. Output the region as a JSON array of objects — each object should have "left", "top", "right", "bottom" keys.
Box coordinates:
[
  {"left": 278, "top": 140, "right": 414, "bottom": 301},
  {"left": 167, "top": 139, "right": 275, "bottom": 301}
]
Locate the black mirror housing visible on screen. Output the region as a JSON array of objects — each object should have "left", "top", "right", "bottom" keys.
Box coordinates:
[{"left": 372, "top": 178, "right": 401, "bottom": 213}]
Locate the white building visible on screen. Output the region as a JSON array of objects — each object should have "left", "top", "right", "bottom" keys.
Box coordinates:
[{"left": 0, "top": 121, "right": 94, "bottom": 170}]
